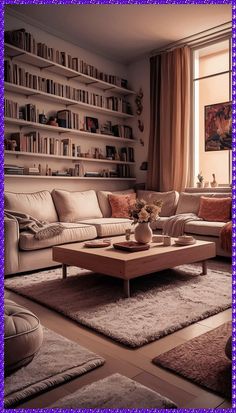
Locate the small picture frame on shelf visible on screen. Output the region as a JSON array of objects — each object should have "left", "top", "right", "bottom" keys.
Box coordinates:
[
  {"left": 85, "top": 116, "right": 99, "bottom": 133},
  {"left": 106, "top": 145, "right": 116, "bottom": 160}
]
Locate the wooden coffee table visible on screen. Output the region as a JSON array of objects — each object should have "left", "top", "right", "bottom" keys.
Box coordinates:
[{"left": 53, "top": 236, "right": 216, "bottom": 298}]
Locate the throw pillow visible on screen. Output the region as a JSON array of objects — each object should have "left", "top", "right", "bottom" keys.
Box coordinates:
[
  {"left": 52, "top": 189, "right": 103, "bottom": 222},
  {"left": 137, "top": 190, "right": 179, "bottom": 217},
  {"left": 108, "top": 193, "right": 136, "bottom": 218},
  {"left": 97, "top": 189, "right": 135, "bottom": 217},
  {"left": 198, "top": 196, "right": 232, "bottom": 222}
]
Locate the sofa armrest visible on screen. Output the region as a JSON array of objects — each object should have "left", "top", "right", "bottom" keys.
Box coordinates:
[{"left": 4, "top": 217, "right": 19, "bottom": 275}]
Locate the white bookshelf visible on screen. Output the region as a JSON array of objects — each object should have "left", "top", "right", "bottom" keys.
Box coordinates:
[
  {"left": 5, "top": 38, "right": 136, "bottom": 182},
  {"left": 4, "top": 175, "right": 136, "bottom": 181},
  {"left": 5, "top": 117, "right": 137, "bottom": 144},
  {"left": 5, "top": 150, "right": 135, "bottom": 165},
  {"left": 5, "top": 83, "right": 134, "bottom": 119},
  {"left": 5, "top": 43, "right": 135, "bottom": 96}
]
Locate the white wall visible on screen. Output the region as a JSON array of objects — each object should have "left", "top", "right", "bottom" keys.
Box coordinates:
[
  {"left": 127, "top": 57, "right": 150, "bottom": 185},
  {"left": 5, "top": 12, "right": 135, "bottom": 193}
]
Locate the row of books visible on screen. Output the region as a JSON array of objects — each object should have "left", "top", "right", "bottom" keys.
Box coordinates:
[
  {"left": 112, "top": 125, "right": 133, "bottom": 139},
  {"left": 117, "top": 164, "right": 131, "bottom": 178},
  {"left": 4, "top": 165, "right": 24, "bottom": 175},
  {"left": 57, "top": 110, "right": 79, "bottom": 130},
  {"left": 5, "top": 28, "right": 129, "bottom": 89},
  {"left": 120, "top": 147, "right": 135, "bottom": 163},
  {"left": 4, "top": 60, "right": 132, "bottom": 114}
]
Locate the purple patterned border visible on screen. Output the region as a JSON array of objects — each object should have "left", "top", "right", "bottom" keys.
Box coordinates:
[{"left": 1, "top": 1, "right": 234, "bottom": 412}]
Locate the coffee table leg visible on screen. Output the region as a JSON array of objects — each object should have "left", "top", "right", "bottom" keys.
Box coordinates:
[
  {"left": 124, "top": 280, "right": 130, "bottom": 298},
  {"left": 202, "top": 261, "right": 207, "bottom": 275},
  {"left": 62, "top": 264, "right": 67, "bottom": 279}
]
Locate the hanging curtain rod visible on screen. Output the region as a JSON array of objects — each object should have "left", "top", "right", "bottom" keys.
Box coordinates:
[{"left": 151, "top": 20, "right": 232, "bottom": 56}]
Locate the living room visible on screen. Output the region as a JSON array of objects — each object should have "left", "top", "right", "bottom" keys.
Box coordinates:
[{"left": 4, "top": 3, "right": 232, "bottom": 409}]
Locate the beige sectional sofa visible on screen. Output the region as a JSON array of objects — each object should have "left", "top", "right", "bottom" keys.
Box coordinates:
[{"left": 4, "top": 188, "right": 231, "bottom": 276}]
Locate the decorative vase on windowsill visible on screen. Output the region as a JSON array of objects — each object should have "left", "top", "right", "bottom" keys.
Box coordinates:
[{"left": 129, "top": 199, "right": 163, "bottom": 244}]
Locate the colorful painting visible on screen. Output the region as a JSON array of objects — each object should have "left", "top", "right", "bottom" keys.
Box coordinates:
[{"left": 205, "top": 101, "right": 232, "bottom": 151}]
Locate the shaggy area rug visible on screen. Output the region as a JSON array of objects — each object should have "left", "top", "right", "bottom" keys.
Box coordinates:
[
  {"left": 50, "top": 373, "right": 177, "bottom": 409},
  {"left": 4, "top": 327, "right": 105, "bottom": 408},
  {"left": 5, "top": 260, "right": 231, "bottom": 348},
  {"left": 153, "top": 322, "right": 232, "bottom": 399}
]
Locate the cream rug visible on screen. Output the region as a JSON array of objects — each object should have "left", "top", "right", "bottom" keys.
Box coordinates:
[
  {"left": 4, "top": 327, "right": 105, "bottom": 408},
  {"left": 5, "top": 260, "right": 231, "bottom": 348},
  {"left": 50, "top": 373, "right": 177, "bottom": 408}
]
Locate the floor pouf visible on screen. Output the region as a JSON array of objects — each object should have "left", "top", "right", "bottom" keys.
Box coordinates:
[
  {"left": 4, "top": 299, "right": 43, "bottom": 375},
  {"left": 225, "top": 336, "right": 232, "bottom": 360}
]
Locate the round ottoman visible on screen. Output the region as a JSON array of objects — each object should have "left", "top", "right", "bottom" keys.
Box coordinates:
[
  {"left": 4, "top": 299, "right": 43, "bottom": 375},
  {"left": 225, "top": 336, "right": 232, "bottom": 360}
]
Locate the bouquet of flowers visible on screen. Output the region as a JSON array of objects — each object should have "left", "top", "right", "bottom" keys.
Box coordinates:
[{"left": 129, "top": 198, "right": 163, "bottom": 224}]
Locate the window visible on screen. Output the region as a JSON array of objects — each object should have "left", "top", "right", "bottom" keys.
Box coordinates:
[{"left": 192, "top": 38, "right": 231, "bottom": 187}]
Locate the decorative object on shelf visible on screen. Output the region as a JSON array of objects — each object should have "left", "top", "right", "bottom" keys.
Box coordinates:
[
  {"left": 85, "top": 116, "right": 99, "bottom": 133},
  {"left": 47, "top": 117, "right": 58, "bottom": 127},
  {"left": 196, "top": 172, "right": 204, "bottom": 188},
  {"left": 4, "top": 137, "right": 17, "bottom": 151},
  {"left": 39, "top": 112, "right": 47, "bottom": 124},
  {"left": 140, "top": 161, "right": 148, "bottom": 171},
  {"left": 138, "top": 120, "right": 144, "bottom": 133},
  {"left": 129, "top": 198, "right": 162, "bottom": 244},
  {"left": 205, "top": 101, "right": 232, "bottom": 151},
  {"left": 211, "top": 173, "right": 218, "bottom": 188},
  {"left": 204, "top": 181, "right": 209, "bottom": 188},
  {"left": 135, "top": 88, "right": 143, "bottom": 116}
]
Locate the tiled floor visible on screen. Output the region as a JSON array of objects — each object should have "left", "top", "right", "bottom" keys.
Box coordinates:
[{"left": 5, "top": 274, "right": 232, "bottom": 409}]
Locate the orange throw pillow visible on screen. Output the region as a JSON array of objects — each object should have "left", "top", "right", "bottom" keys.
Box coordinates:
[
  {"left": 198, "top": 196, "right": 232, "bottom": 222},
  {"left": 108, "top": 193, "right": 136, "bottom": 218}
]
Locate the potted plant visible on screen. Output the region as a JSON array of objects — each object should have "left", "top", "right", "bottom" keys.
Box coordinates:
[
  {"left": 197, "top": 172, "right": 204, "bottom": 188},
  {"left": 129, "top": 199, "right": 162, "bottom": 243}
]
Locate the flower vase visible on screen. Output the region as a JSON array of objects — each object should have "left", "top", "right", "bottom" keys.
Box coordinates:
[{"left": 134, "top": 222, "right": 153, "bottom": 244}]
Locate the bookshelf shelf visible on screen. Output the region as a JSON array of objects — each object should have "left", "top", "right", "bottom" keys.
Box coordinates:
[
  {"left": 5, "top": 117, "right": 137, "bottom": 144},
  {"left": 5, "top": 43, "right": 136, "bottom": 96},
  {"left": 4, "top": 174, "right": 136, "bottom": 181},
  {"left": 5, "top": 150, "right": 135, "bottom": 165},
  {"left": 5, "top": 83, "right": 134, "bottom": 119}
]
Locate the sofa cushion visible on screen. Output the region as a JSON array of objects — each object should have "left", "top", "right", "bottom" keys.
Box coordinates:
[
  {"left": 4, "top": 299, "right": 43, "bottom": 375},
  {"left": 198, "top": 196, "right": 232, "bottom": 222},
  {"left": 185, "top": 221, "right": 226, "bottom": 237},
  {"left": 19, "top": 222, "right": 97, "bottom": 251},
  {"left": 52, "top": 189, "right": 103, "bottom": 222},
  {"left": 4, "top": 190, "right": 58, "bottom": 223},
  {"left": 137, "top": 190, "right": 179, "bottom": 217},
  {"left": 176, "top": 192, "right": 232, "bottom": 215},
  {"left": 97, "top": 189, "right": 135, "bottom": 217},
  {"left": 78, "top": 218, "right": 133, "bottom": 238},
  {"left": 109, "top": 193, "right": 136, "bottom": 218}
]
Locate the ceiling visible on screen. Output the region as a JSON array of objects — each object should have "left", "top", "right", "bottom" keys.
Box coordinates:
[{"left": 6, "top": 4, "right": 231, "bottom": 64}]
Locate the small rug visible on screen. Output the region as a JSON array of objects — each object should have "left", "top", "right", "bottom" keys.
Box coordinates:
[
  {"left": 50, "top": 373, "right": 177, "bottom": 409},
  {"left": 4, "top": 327, "right": 105, "bottom": 408},
  {"left": 5, "top": 260, "right": 231, "bottom": 348},
  {"left": 153, "top": 322, "right": 232, "bottom": 399}
]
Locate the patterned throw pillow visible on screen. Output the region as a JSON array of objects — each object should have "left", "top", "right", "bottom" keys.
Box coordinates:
[
  {"left": 198, "top": 196, "right": 232, "bottom": 222},
  {"left": 108, "top": 193, "right": 137, "bottom": 218}
]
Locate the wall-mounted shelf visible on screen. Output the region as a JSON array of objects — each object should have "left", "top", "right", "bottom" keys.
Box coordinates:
[
  {"left": 4, "top": 117, "right": 137, "bottom": 144},
  {"left": 4, "top": 174, "right": 136, "bottom": 181},
  {"left": 5, "top": 83, "right": 134, "bottom": 119},
  {"left": 5, "top": 43, "right": 135, "bottom": 96},
  {"left": 5, "top": 150, "right": 135, "bottom": 165}
]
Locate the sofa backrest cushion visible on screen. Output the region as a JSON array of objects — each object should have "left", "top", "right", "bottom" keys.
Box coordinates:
[
  {"left": 52, "top": 189, "right": 103, "bottom": 222},
  {"left": 137, "top": 190, "right": 179, "bottom": 217},
  {"left": 97, "top": 189, "right": 135, "bottom": 217},
  {"left": 176, "top": 192, "right": 232, "bottom": 215},
  {"left": 198, "top": 196, "right": 232, "bottom": 222},
  {"left": 108, "top": 193, "right": 137, "bottom": 218},
  {"left": 4, "top": 190, "right": 58, "bottom": 223}
]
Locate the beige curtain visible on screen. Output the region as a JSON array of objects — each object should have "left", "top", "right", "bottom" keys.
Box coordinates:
[{"left": 147, "top": 46, "right": 191, "bottom": 192}]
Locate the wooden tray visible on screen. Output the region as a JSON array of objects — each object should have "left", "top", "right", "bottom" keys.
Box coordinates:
[{"left": 113, "top": 241, "right": 150, "bottom": 252}]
